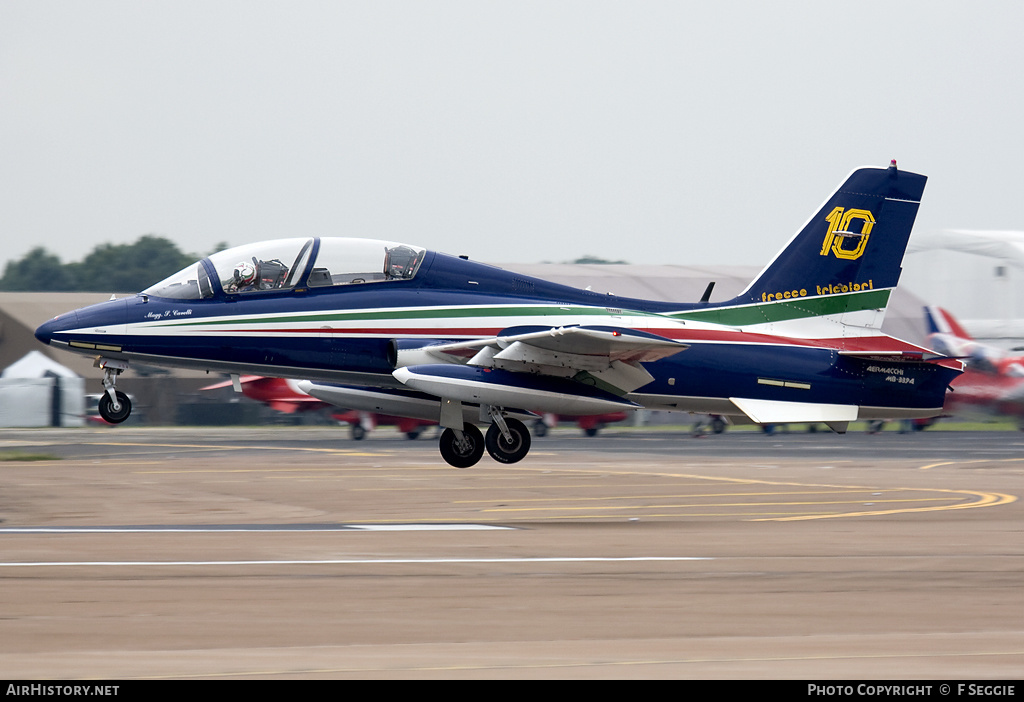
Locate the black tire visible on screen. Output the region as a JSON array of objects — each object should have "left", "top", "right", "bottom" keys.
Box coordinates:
[
  {"left": 710, "top": 417, "right": 726, "bottom": 434},
  {"left": 350, "top": 424, "right": 366, "bottom": 440},
  {"left": 485, "top": 418, "right": 531, "bottom": 464},
  {"left": 532, "top": 420, "right": 548, "bottom": 437},
  {"left": 98, "top": 391, "right": 132, "bottom": 424},
  {"left": 405, "top": 428, "right": 422, "bottom": 440},
  {"left": 439, "top": 424, "right": 485, "bottom": 468},
  {"left": 584, "top": 427, "right": 598, "bottom": 437}
]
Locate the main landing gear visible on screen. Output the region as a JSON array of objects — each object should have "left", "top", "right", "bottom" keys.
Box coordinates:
[
  {"left": 97, "top": 358, "right": 132, "bottom": 424},
  {"left": 438, "top": 423, "right": 485, "bottom": 468},
  {"left": 437, "top": 409, "right": 532, "bottom": 469}
]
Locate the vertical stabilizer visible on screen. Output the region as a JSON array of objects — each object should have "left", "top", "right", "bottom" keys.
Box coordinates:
[
  {"left": 925, "top": 306, "right": 974, "bottom": 339},
  {"left": 698, "top": 161, "right": 928, "bottom": 336}
]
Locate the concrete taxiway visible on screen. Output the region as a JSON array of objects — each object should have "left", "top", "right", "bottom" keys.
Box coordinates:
[{"left": 0, "top": 426, "right": 1022, "bottom": 679}]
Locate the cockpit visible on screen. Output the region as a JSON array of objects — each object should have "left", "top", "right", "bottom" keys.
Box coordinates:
[{"left": 142, "top": 238, "right": 426, "bottom": 300}]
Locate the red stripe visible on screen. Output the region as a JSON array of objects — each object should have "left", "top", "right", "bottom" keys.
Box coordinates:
[
  {"left": 189, "top": 324, "right": 957, "bottom": 367},
  {"left": 215, "top": 327, "right": 506, "bottom": 337}
]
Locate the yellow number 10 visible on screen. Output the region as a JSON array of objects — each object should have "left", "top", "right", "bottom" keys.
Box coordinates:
[{"left": 821, "top": 207, "right": 875, "bottom": 260}]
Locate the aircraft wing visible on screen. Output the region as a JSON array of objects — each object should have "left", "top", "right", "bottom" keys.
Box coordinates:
[
  {"left": 388, "top": 325, "right": 687, "bottom": 416},
  {"left": 405, "top": 324, "right": 686, "bottom": 367}
]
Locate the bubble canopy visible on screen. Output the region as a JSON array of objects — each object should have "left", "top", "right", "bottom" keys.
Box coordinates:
[{"left": 141, "top": 238, "right": 426, "bottom": 300}]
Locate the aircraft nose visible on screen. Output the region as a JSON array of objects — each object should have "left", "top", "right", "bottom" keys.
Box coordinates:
[{"left": 35, "top": 310, "right": 79, "bottom": 346}]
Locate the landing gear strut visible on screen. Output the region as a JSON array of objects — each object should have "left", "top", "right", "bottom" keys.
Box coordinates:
[{"left": 97, "top": 359, "right": 132, "bottom": 424}]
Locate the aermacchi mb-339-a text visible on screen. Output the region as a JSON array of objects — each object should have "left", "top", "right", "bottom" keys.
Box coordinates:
[{"left": 36, "top": 162, "right": 963, "bottom": 467}]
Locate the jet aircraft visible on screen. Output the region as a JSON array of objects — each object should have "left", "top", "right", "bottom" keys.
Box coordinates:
[
  {"left": 924, "top": 306, "right": 1024, "bottom": 428},
  {"left": 35, "top": 161, "right": 963, "bottom": 467}
]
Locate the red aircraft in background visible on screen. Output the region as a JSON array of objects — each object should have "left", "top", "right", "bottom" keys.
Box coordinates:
[
  {"left": 200, "top": 375, "right": 435, "bottom": 439},
  {"left": 925, "top": 306, "right": 1024, "bottom": 429},
  {"left": 532, "top": 412, "right": 629, "bottom": 437}
]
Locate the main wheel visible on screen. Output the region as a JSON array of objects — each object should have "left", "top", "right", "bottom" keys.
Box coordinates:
[
  {"left": 439, "top": 424, "right": 485, "bottom": 468},
  {"left": 485, "top": 418, "right": 531, "bottom": 464},
  {"left": 350, "top": 424, "right": 366, "bottom": 440},
  {"left": 98, "top": 391, "right": 132, "bottom": 424}
]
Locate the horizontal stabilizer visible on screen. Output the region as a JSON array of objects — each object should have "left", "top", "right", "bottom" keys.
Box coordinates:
[{"left": 838, "top": 349, "right": 947, "bottom": 362}]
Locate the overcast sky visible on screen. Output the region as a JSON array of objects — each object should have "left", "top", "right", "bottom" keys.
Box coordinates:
[{"left": 2, "top": 1, "right": 1022, "bottom": 274}]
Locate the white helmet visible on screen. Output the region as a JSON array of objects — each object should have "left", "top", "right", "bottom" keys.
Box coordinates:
[{"left": 234, "top": 261, "right": 257, "bottom": 288}]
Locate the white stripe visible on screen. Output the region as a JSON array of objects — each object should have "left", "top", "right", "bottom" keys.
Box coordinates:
[
  {"left": 0, "top": 524, "right": 509, "bottom": 533},
  {"left": 0, "top": 556, "right": 711, "bottom": 568}
]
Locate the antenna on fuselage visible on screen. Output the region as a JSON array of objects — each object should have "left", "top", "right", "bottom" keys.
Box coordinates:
[{"left": 700, "top": 282, "right": 715, "bottom": 303}]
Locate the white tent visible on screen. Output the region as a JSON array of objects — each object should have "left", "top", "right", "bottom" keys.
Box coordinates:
[
  {"left": 1, "top": 350, "right": 80, "bottom": 378},
  {"left": 0, "top": 351, "right": 84, "bottom": 426}
]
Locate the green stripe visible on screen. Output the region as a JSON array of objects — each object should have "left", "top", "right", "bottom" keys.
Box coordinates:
[
  {"left": 669, "top": 289, "right": 891, "bottom": 326},
  {"left": 141, "top": 289, "right": 891, "bottom": 331}
]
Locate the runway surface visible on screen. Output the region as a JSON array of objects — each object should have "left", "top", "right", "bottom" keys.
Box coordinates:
[{"left": 1, "top": 425, "right": 1022, "bottom": 679}]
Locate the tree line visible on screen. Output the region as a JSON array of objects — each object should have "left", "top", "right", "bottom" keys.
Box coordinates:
[
  {"left": 0, "top": 236, "right": 225, "bottom": 293},
  {"left": 0, "top": 235, "right": 627, "bottom": 293}
]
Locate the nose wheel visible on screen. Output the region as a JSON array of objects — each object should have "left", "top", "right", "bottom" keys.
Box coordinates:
[{"left": 97, "top": 358, "right": 132, "bottom": 424}]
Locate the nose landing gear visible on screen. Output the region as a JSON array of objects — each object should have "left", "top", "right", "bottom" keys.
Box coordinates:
[{"left": 97, "top": 358, "right": 132, "bottom": 424}]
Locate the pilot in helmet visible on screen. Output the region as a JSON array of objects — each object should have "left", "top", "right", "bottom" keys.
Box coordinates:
[{"left": 232, "top": 261, "right": 257, "bottom": 291}]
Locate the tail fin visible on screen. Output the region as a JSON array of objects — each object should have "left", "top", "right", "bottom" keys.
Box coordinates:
[
  {"left": 924, "top": 305, "right": 974, "bottom": 339},
  {"left": 725, "top": 161, "right": 927, "bottom": 334}
]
